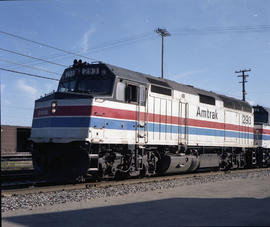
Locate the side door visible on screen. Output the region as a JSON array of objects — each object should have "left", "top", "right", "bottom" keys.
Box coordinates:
[
  {"left": 179, "top": 102, "right": 188, "bottom": 145},
  {"left": 125, "top": 83, "right": 147, "bottom": 145},
  {"left": 136, "top": 85, "right": 148, "bottom": 144}
]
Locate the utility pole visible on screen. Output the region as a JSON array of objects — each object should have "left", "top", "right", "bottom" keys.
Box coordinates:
[
  {"left": 155, "top": 28, "right": 170, "bottom": 79},
  {"left": 235, "top": 68, "right": 251, "bottom": 102}
]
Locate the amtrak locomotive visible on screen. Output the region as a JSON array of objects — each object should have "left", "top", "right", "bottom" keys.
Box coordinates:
[{"left": 30, "top": 60, "right": 270, "bottom": 180}]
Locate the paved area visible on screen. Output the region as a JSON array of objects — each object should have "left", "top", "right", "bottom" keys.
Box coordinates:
[{"left": 2, "top": 175, "right": 270, "bottom": 227}]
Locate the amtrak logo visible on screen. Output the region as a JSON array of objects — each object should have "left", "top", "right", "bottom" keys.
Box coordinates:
[{"left": 196, "top": 107, "right": 218, "bottom": 120}]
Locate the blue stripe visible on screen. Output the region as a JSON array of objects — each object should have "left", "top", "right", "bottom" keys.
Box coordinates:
[
  {"left": 263, "top": 135, "right": 270, "bottom": 141},
  {"left": 257, "top": 134, "right": 270, "bottom": 141},
  {"left": 32, "top": 117, "right": 91, "bottom": 128},
  {"left": 32, "top": 116, "right": 256, "bottom": 139}
]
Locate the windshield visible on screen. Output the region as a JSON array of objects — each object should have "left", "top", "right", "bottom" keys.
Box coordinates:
[
  {"left": 58, "top": 68, "right": 77, "bottom": 92},
  {"left": 58, "top": 80, "right": 76, "bottom": 92},
  {"left": 77, "top": 76, "right": 114, "bottom": 95},
  {"left": 57, "top": 67, "right": 115, "bottom": 96}
]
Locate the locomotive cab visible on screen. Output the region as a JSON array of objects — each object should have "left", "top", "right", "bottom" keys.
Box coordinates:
[
  {"left": 30, "top": 61, "right": 121, "bottom": 180},
  {"left": 30, "top": 60, "right": 150, "bottom": 180},
  {"left": 31, "top": 61, "right": 117, "bottom": 143},
  {"left": 57, "top": 61, "right": 115, "bottom": 96}
]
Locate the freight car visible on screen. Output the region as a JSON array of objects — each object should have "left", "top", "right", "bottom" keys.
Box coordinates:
[
  {"left": 1, "top": 125, "right": 31, "bottom": 155},
  {"left": 30, "top": 60, "right": 270, "bottom": 180}
]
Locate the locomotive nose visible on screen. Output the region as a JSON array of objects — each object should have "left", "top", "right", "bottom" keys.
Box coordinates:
[{"left": 31, "top": 96, "right": 93, "bottom": 143}]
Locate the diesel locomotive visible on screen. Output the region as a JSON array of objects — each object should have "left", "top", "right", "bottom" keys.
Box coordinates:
[{"left": 30, "top": 60, "right": 270, "bottom": 180}]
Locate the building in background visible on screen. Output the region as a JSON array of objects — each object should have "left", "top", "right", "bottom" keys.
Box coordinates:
[{"left": 1, "top": 125, "right": 31, "bottom": 155}]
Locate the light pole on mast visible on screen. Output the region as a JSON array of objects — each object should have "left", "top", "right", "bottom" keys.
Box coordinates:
[{"left": 155, "top": 28, "right": 170, "bottom": 79}]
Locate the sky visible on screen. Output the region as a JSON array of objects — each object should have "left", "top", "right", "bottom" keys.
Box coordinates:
[{"left": 0, "top": 0, "right": 270, "bottom": 126}]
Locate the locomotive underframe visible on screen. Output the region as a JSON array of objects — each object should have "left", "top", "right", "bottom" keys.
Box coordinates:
[{"left": 31, "top": 141, "right": 270, "bottom": 181}]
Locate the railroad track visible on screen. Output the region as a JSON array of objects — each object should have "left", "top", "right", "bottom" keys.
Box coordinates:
[
  {"left": 1, "top": 155, "right": 32, "bottom": 162},
  {"left": 1, "top": 154, "right": 35, "bottom": 189},
  {"left": 1, "top": 169, "right": 37, "bottom": 190},
  {"left": 1, "top": 154, "right": 33, "bottom": 172},
  {"left": 1, "top": 169, "right": 34, "bottom": 180},
  {"left": 2, "top": 167, "right": 269, "bottom": 196}
]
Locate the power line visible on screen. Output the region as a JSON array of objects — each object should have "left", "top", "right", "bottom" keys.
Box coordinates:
[
  {"left": 248, "top": 91, "right": 270, "bottom": 94},
  {"left": 172, "top": 25, "right": 270, "bottom": 34},
  {"left": 1, "top": 25, "right": 269, "bottom": 70},
  {"left": 14, "top": 33, "right": 155, "bottom": 66},
  {"left": 83, "top": 33, "right": 154, "bottom": 53},
  {"left": 0, "top": 58, "right": 61, "bottom": 75},
  {"left": 0, "top": 47, "right": 67, "bottom": 67},
  {"left": 171, "top": 25, "right": 270, "bottom": 36},
  {"left": 0, "top": 0, "right": 30, "bottom": 1},
  {"left": 0, "top": 30, "right": 98, "bottom": 62},
  {"left": 235, "top": 69, "right": 251, "bottom": 102},
  {"left": 1, "top": 52, "right": 67, "bottom": 69},
  {"left": 1, "top": 25, "right": 269, "bottom": 71},
  {"left": 0, "top": 30, "right": 155, "bottom": 69},
  {"left": 49, "top": 33, "right": 156, "bottom": 64},
  {"left": 0, "top": 67, "right": 59, "bottom": 81}
]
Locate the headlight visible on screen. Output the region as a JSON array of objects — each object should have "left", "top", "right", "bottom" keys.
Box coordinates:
[
  {"left": 51, "top": 102, "right": 57, "bottom": 108},
  {"left": 51, "top": 101, "right": 57, "bottom": 114}
]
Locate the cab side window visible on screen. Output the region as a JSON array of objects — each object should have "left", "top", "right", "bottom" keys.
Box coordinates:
[
  {"left": 116, "top": 80, "right": 146, "bottom": 105},
  {"left": 139, "top": 85, "right": 146, "bottom": 105},
  {"left": 126, "top": 84, "right": 139, "bottom": 103},
  {"left": 116, "top": 82, "right": 126, "bottom": 102}
]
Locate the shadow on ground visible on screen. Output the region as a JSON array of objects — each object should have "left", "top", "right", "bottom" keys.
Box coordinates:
[{"left": 3, "top": 197, "right": 270, "bottom": 227}]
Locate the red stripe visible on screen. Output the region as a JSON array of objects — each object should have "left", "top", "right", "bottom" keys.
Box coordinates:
[
  {"left": 34, "top": 105, "right": 254, "bottom": 133},
  {"left": 262, "top": 129, "right": 270, "bottom": 135},
  {"left": 255, "top": 128, "right": 270, "bottom": 135},
  {"left": 91, "top": 106, "right": 136, "bottom": 120},
  {"left": 187, "top": 119, "right": 253, "bottom": 133},
  {"left": 34, "top": 106, "right": 91, "bottom": 117},
  {"left": 34, "top": 107, "right": 50, "bottom": 118}
]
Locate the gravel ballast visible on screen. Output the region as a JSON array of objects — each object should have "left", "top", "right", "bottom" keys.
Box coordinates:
[{"left": 2, "top": 169, "right": 270, "bottom": 213}]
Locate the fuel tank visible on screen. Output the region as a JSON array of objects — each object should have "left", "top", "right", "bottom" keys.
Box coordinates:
[{"left": 159, "top": 154, "right": 200, "bottom": 174}]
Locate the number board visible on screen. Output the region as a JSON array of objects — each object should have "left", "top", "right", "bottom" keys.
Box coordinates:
[
  {"left": 242, "top": 114, "right": 252, "bottom": 125},
  {"left": 82, "top": 67, "right": 100, "bottom": 76}
]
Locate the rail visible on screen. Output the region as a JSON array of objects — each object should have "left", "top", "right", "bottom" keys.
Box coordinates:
[
  {"left": 1, "top": 155, "right": 32, "bottom": 162},
  {"left": 2, "top": 167, "right": 269, "bottom": 195},
  {"left": 1, "top": 154, "right": 33, "bottom": 171}
]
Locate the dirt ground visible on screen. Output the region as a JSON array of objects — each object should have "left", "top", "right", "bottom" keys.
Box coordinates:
[{"left": 2, "top": 174, "right": 270, "bottom": 227}]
